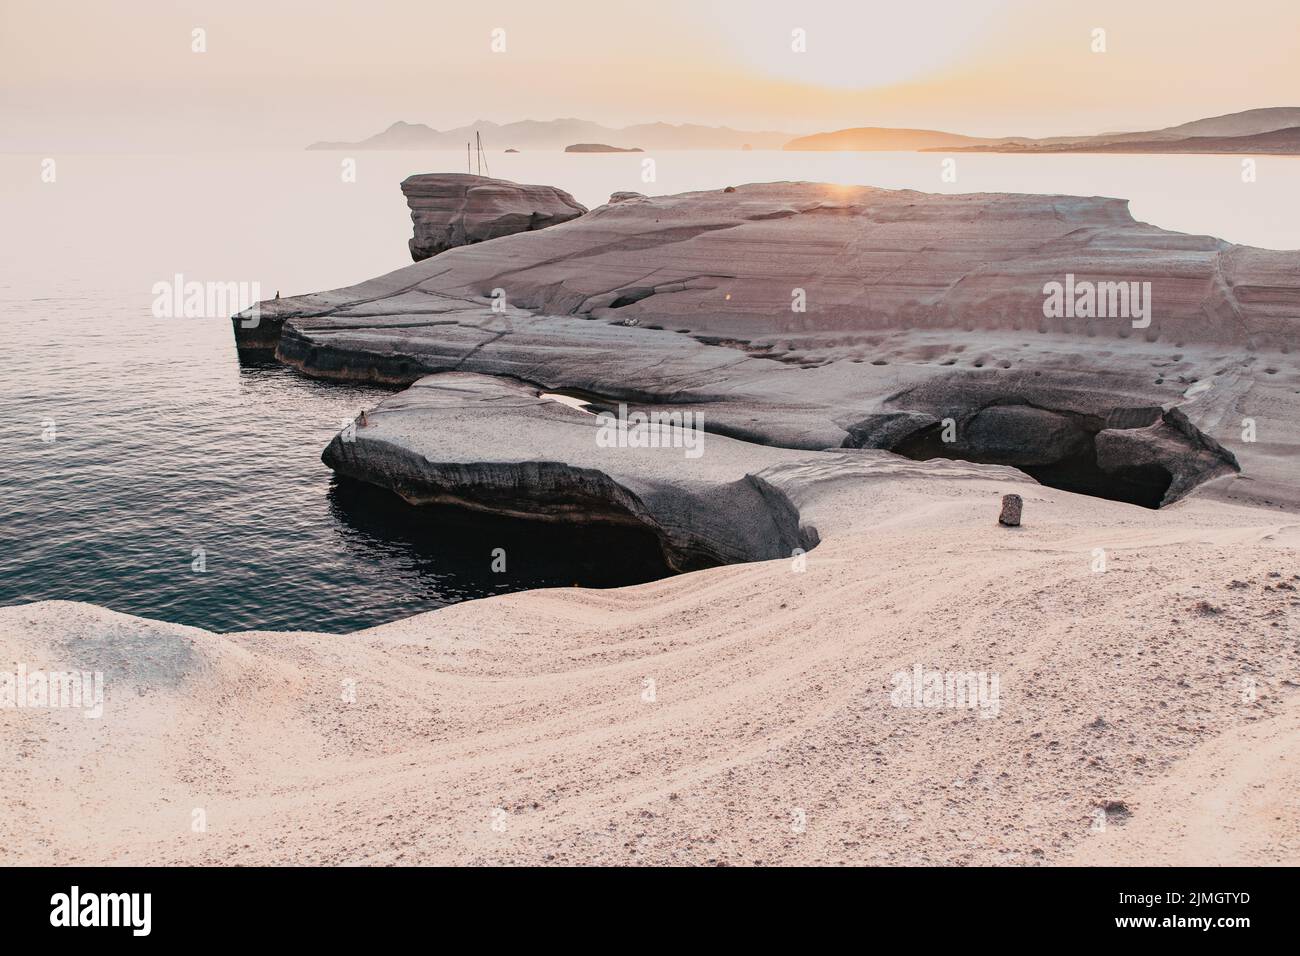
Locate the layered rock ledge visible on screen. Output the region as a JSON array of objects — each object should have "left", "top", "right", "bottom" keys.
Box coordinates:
[
  {"left": 322, "top": 373, "right": 1037, "bottom": 571},
  {"left": 234, "top": 181, "right": 1298, "bottom": 510},
  {"left": 400, "top": 173, "right": 587, "bottom": 262}
]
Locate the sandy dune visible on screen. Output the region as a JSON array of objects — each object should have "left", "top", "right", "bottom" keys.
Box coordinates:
[
  {"left": 1066, "top": 697, "right": 1300, "bottom": 865},
  {"left": 3, "top": 462, "right": 1296, "bottom": 865}
]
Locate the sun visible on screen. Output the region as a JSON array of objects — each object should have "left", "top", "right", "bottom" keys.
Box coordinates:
[{"left": 713, "top": 1, "right": 1009, "bottom": 91}]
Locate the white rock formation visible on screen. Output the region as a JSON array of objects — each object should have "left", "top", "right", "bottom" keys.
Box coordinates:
[{"left": 400, "top": 173, "right": 586, "bottom": 262}]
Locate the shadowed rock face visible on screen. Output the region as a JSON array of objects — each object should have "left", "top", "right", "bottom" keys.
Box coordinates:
[
  {"left": 400, "top": 173, "right": 587, "bottom": 262},
  {"left": 321, "top": 373, "right": 1029, "bottom": 570},
  {"left": 322, "top": 374, "right": 815, "bottom": 570},
  {"left": 877, "top": 404, "right": 1236, "bottom": 509},
  {"left": 235, "top": 181, "right": 1298, "bottom": 512},
  {"left": 845, "top": 375, "right": 1240, "bottom": 508}
]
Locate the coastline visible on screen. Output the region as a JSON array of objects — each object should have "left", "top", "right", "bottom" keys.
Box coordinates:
[
  {"left": 7, "top": 174, "right": 1298, "bottom": 868},
  {"left": 4, "top": 471, "right": 1296, "bottom": 865}
]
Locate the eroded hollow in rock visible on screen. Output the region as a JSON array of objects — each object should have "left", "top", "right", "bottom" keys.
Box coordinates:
[
  {"left": 891, "top": 423, "right": 1172, "bottom": 508},
  {"left": 1024, "top": 451, "right": 1172, "bottom": 509},
  {"left": 330, "top": 477, "right": 677, "bottom": 589},
  {"left": 607, "top": 287, "right": 657, "bottom": 309},
  {"left": 874, "top": 402, "right": 1232, "bottom": 509}
]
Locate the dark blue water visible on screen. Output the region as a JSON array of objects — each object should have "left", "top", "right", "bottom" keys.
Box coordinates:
[
  {"left": 0, "top": 281, "right": 667, "bottom": 633},
  {"left": 0, "top": 153, "right": 682, "bottom": 632}
]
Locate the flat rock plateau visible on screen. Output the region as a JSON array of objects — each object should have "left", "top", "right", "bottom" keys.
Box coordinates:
[
  {"left": 238, "top": 180, "right": 1297, "bottom": 512},
  {"left": 4, "top": 180, "right": 1297, "bottom": 865}
]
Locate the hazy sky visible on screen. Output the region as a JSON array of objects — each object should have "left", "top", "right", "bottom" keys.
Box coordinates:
[{"left": 3, "top": 0, "right": 1298, "bottom": 150}]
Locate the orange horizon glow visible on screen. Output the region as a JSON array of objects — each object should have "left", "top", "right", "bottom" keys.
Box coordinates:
[{"left": 3, "top": 0, "right": 1298, "bottom": 151}]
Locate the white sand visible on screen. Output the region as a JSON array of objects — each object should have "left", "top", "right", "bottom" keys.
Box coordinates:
[{"left": 2, "top": 468, "right": 1297, "bottom": 865}]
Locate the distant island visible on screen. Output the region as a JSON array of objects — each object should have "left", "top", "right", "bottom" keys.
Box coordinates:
[
  {"left": 784, "top": 127, "right": 1009, "bottom": 151},
  {"left": 932, "top": 110, "right": 1300, "bottom": 154},
  {"left": 785, "top": 106, "right": 1300, "bottom": 155},
  {"left": 565, "top": 143, "right": 643, "bottom": 153},
  {"left": 924, "top": 106, "right": 1300, "bottom": 155},
  {"left": 309, "top": 118, "right": 792, "bottom": 151}
]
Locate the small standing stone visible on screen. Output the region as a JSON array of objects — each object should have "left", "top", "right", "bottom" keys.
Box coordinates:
[{"left": 998, "top": 494, "right": 1022, "bottom": 527}]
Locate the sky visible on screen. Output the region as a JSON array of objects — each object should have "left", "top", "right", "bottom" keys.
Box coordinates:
[{"left": 3, "top": 0, "right": 1298, "bottom": 150}]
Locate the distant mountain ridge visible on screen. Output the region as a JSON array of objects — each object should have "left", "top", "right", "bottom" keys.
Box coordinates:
[
  {"left": 936, "top": 124, "right": 1300, "bottom": 155},
  {"left": 308, "top": 119, "right": 793, "bottom": 151},
  {"left": 311, "top": 108, "right": 1300, "bottom": 156},
  {"left": 926, "top": 107, "right": 1300, "bottom": 154},
  {"left": 1097, "top": 107, "right": 1300, "bottom": 142},
  {"left": 783, "top": 107, "right": 1300, "bottom": 155}
]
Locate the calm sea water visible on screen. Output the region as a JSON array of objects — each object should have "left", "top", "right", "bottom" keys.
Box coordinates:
[{"left": 1, "top": 150, "right": 1296, "bottom": 632}]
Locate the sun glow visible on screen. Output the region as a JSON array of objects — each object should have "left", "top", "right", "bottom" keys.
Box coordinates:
[{"left": 713, "top": 1, "right": 1011, "bottom": 91}]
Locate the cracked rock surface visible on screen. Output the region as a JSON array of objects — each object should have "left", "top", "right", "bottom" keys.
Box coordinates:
[
  {"left": 235, "top": 181, "right": 1296, "bottom": 509},
  {"left": 322, "top": 373, "right": 1033, "bottom": 571}
]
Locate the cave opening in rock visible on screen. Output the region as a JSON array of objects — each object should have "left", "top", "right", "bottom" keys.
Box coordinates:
[
  {"left": 889, "top": 418, "right": 1174, "bottom": 509},
  {"left": 608, "top": 288, "right": 657, "bottom": 309},
  {"left": 329, "top": 477, "right": 679, "bottom": 593},
  {"left": 1023, "top": 450, "right": 1171, "bottom": 509}
]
